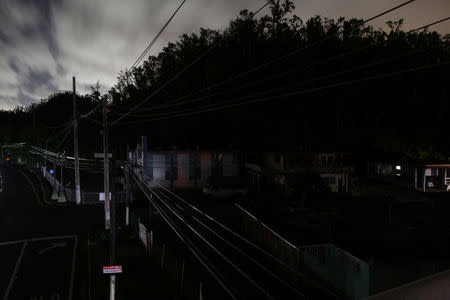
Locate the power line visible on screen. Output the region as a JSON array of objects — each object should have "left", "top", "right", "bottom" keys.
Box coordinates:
[
  {"left": 155, "top": 184, "right": 306, "bottom": 274},
  {"left": 131, "top": 48, "right": 423, "bottom": 118},
  {"left": 124, "top": 51, "right": 432, "bottom": 121},
  {"left": 147, "top": 184, "right": 272, "bottom": 298},
  {"left": 132, "top": 0, "right": 277, "bottom": 113},
  {"left": 111, "top": 0, "right": 416, "bottom": 125},
  {"left": 151, "top": 0, "right": 419, "bottom": 111},
  {"left": 131, "top": 0, "right": 187, "bottom": 70},
  {"left": 192, "top": 215, "right": 307, "bottom": 299},
  {"left": 252, "top": 1, "right": 272, "bottom": 17},
  {"left": 130, "top": 171, "right": 238, "bottom": 299},
  {"left": 80, "top": 101, "right": 103, "bottom": 119},
  {"left": 133, "top": 37, "right": 415, "bottom": 114},
  {"left": 109, "top": 0, "right": 284, "bottom": 126},
  {"left": 83, "top": 115, "right": 103, "bottom": 127},
  {"left": 54, "top": 125, "right": 73, "bottom": 152},
  {"left": 363, "top": 0, "right": 415, "bottom": 23},
  {"left": 39, "top": 120, "right": 73, "bottom": 129},
  {"left": 132, "top": 0, "right": 268, "bottom": 72},
  {"left": 121, "top": 61, "right": 447, "bottom": 125},
  {"left": 110, "top": 46, "right": 217, "bottom": 126},
  {"left": 133, "top": 169, "right": 304, "bottom": 297},
  {"left": 408, "top": 16, "right": 450, "bottom": 33}
]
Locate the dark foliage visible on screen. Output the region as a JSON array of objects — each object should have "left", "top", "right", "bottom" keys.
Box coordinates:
[{"left": 1, "top": 0, "right": 450, "bottom": 159}]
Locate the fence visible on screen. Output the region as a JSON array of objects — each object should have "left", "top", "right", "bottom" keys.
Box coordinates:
[
  {"left": 236, "top": 203, "right": 371, "bottom": 300},
  {"left": 300, "top": 244, "right": 370, "bottom": 300},
  {"left": 41, "top": 166, "right": 127, "bottom": 205},
  {"left": 236, "top": 203, "right": 299, "bottom": 268}
]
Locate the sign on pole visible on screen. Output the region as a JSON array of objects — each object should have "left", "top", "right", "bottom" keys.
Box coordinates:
[
  {"left": 99, "top": 192, "right": 112, "bottom": 201},
  {"left": 103, "top": 265, "right": 122, "bottom": 274}
]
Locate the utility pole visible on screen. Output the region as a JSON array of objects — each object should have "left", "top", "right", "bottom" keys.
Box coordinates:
[
  {"left": 53, "top": 158, "right": 57, "bottom": 191},
  {"left": 125, "top": 144, "right": 130, "bottom": 226},
  {"left": 110, "top": 161, "right": 117, "bottom": 300},
  {"left": 32, "top": 108, "right": 37, "bottom": 159},
  {"left": 73, "top": 77, "right": 81, "bottom": 205},
  {"left": 103, "top": 96, "right": 111, "bottom": 229},
  {"left": 60, "top": 151, "right": 66, "bottom": 193},
  {"left": 103, "top": 95, "right": 115, "bottom": 300}
]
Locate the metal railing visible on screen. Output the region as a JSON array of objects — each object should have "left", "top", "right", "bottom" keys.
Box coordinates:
[
  {"left": 235, "top": 203, "right": 299, "bottom": 268},
  {"left": 41, "top": 166, "right": 126, "bottom": 205}
]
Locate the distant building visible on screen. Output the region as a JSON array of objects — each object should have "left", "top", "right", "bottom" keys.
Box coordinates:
[
  {"left": 130, "top": 136, "right": 242, "bottom": 189},
  {"left": 366, "top": 152, "right": 407, "bottom": 179},
  {"left": 316, "top": 152, "right": 353, "bottom": 193},
  {"left": 412, "top": 162, "right": 450, "bottom": 192},
  {"left": 246, "top": 151, "right": 354, "bottom": 194}
]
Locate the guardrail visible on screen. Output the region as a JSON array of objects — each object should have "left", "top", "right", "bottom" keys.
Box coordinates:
[
  {"left": 41, "top": 166, "right": 127, "bottom": 205},
  {"left": 236, "top": 203, "right": 299, "bottom": 268},
  {"left": 235, "top": 203, "right": 370, "bottom": 299}
]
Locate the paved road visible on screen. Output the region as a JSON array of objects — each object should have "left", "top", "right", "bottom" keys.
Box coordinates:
[
  {"left": 0, "top": 164, "right": 104, "bottom": 299},
  {"left": 0, "top": 236, "right": 77, "bottom": 300}
]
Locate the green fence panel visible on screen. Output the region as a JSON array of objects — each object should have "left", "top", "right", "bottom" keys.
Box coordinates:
[{"left": 300, "top": 244, "right": 370, "bottom": 300}]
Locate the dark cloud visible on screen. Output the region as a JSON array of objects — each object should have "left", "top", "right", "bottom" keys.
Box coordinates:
[
  {"left": 0, "top": 88, "right": 37, "bottom": 108},
  {"left": 16, "top": 0, "right": 61, "bottom": 59},
  {"left": 8, "top": 57, "right": 57, "bottom": 100},
  {"left": 56, "top": 63, "right": 66, "bottom": 76},
  {"left": 24, "top": 68, "right": 57, "bottom": 94},
  {"left": 17, "top": 88, "right": 38, "bottom": 106},
  {"left": 0, "top": 30, "right": 11, "bottom": 45}
]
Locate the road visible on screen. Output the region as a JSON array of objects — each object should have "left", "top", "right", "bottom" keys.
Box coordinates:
[{"left": 0, "top": 164, "right": 104, "bottom": 299}]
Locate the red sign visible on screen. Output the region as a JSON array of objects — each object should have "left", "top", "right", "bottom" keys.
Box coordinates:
[{"left": 103, "top": 265, "right": 122, "bottom": 274}]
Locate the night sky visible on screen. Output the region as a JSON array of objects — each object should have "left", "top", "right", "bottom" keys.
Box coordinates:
[{"left": 0, "top": 0, "right": 448, "bottom": 110}]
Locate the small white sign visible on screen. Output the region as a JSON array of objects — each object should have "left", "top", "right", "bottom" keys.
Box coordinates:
[
  {"left": 99, "top": 192, "right": 112, "bottom": 201},
  {"left": 103, "top": 265, "right": 122, "bottom": 274}
]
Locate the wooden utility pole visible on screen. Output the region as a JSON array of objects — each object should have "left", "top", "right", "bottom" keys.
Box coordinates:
[
  {"left": 103, "top": 97, "right": 111, "bottom": 230},
  {"left": 53, "top": 159, "right": 57, "bottom": 190},
  {"left": 125, "top": 144, "right": 130, "bottom": 226},
  {"left": 73, "top": 77, "right": 81, "bottom": 204},
  {"left": 103, "top": 96, "right": 111, "bottom": 229},
  {"left": 103, "top": 95, "right": 115, "bottom": 300},
  {"left": 60, "top": 153, "right": 63, "bottom": 192}
]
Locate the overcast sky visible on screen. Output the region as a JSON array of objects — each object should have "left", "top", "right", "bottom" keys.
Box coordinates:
[{"left": 0, "top": 0, "right": 448, "bottom": 110}]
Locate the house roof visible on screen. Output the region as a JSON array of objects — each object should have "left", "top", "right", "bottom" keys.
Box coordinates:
[{"left": 421, "top": 163, "right": 450, "bottom": 168}]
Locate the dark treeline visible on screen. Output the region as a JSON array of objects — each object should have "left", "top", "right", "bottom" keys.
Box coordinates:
[{"left": 1, "top": 0, "right": 450, "bottom": 159}]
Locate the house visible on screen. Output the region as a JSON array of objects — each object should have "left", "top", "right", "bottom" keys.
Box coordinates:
[
  {"left": 366, "top": 152, "right": 407, "bottom": 180},
  {"left": 130, "top": 136, "right": 242, "bottom": 189},
  {"left": 315, "top": 152, "right": 353, "bottom": 193},
  {"left": 246, "top": 151, "right": 354, "bottom": 194},
  {"left": 412, "top": 162, "right": 450, "bottom": 192}
]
